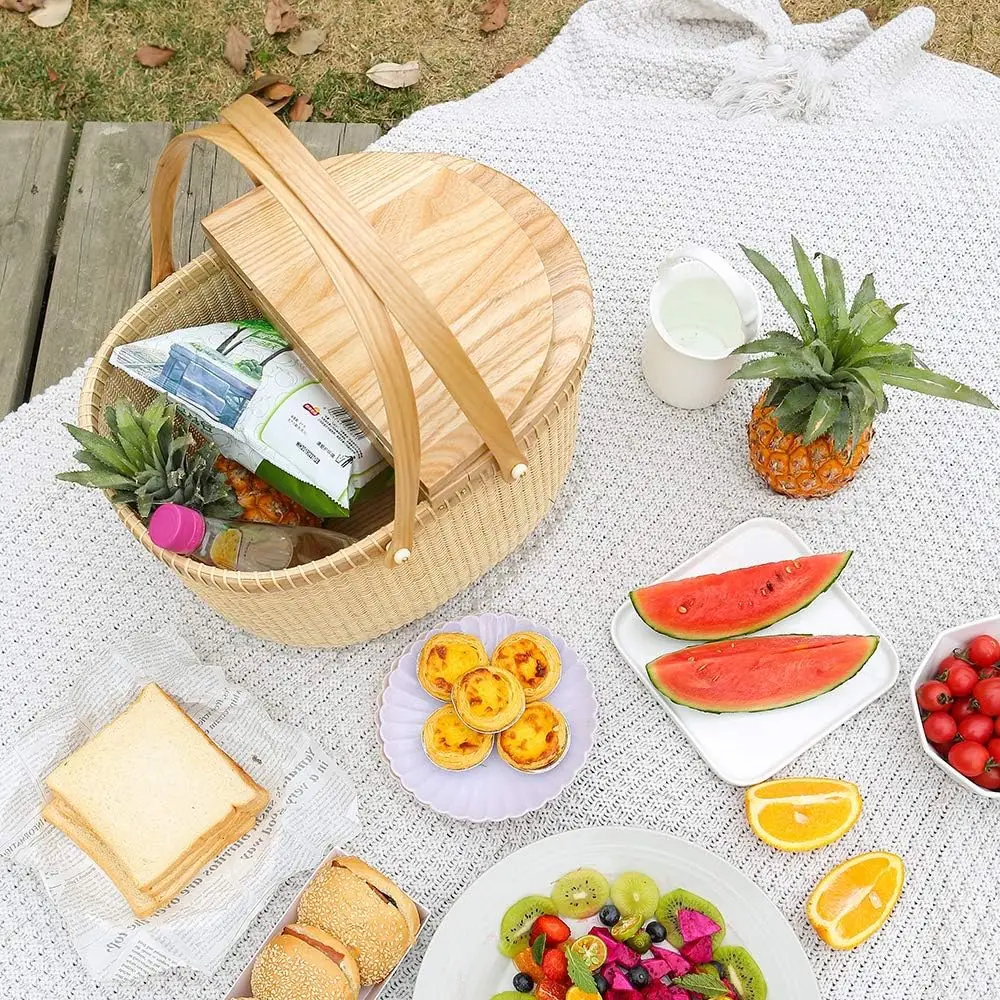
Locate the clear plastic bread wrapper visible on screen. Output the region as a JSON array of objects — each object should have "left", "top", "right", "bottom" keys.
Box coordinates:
[
  {"left": 110, "top": 319, "right": 390, "bottom": 518},
  {"left": 0, "top": 632, "right": 360, "bottom": 981}
]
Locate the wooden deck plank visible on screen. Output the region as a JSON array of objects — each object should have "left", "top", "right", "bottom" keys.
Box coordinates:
[
  {"left": 172, "top": 121, "right": 379, "bottom": 269},
  {"left": 30, "top": 122, "right": 174, "bottom": 397},
  {"left": 0, "top": 121, "right": 72, "bottom": 417}
]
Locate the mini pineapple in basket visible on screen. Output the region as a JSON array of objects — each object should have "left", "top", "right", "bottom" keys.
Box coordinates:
[
  {"left": 731, "top": 237, "right": 994, "bottom": 498},
  {"left": 58, "top": 395, "right": 319, "bottom": 525}
]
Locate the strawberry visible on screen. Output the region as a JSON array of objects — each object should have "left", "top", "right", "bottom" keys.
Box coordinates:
[
  {"left": 536, "top": 979, "right": 568, "bottom": 1000},
  {"left": 541, "top": 946, "right": 569, "bottom": 984},
  {"left": 530, "top": 914, "right": 571, "bottom": 945}
]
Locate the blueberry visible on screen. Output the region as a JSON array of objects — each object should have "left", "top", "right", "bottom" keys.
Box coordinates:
[
  {"left": 645, "top": 920, "right": 667, "bottom": 943},
  {"left": 513, "top": 972, "right": 534, "bottom": 993},
  {"left": 626, "top": 966, "right": 650, "bottom": 989},
  {"left": 599, "top": 903, "right": 620, "bottom": 927},
  {"left": 593, "top": 972, "right": 609, "bottom": 996},
  {"left": 708, "top": 960, "right": 727, "bottom": 979}
]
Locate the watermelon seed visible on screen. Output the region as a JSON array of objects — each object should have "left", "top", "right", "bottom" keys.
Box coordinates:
[{"left": 678, "top": 605, "right": 688, "bottom": 614}]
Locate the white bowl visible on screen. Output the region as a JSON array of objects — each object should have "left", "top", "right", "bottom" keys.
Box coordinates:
[{"left": 910, "top": 615, "right": 1000, "bottom": 800}]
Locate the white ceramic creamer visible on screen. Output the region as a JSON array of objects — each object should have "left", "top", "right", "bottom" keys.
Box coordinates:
[{"left": 643, "top": 245, "right": 760, "bottom": 409}]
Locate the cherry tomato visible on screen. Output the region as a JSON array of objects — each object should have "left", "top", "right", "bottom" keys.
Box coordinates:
[
  {"left": 968, "top": 635, "right": 1000, "bottom": 668},
  {"left": 974, "top": 768, "right": 1000, "bottom": 791},
  {"left": 979, "top": 667, "right": 998, "bottom": 681},
  {"left": 937, "top": 659, "right": 979, "bottom": 697},
  {"left": 959, "top": 714, "right": 995, "bottom": 744},
  {"left": 973, "top": 678, "right": 1000, "bottom": 717},
  {"left": 931, "top": 741, "right": 953, "bottom": 757},
  {"left": 987, "top": 738, "right": 1000, "bottom": 762},
  {"left": 923, "top": 711, "right": 958, "bottom": 744},
  {"left": 995, "top": 716, "right": 1000, "bottom": 738},
  {"left": 917, "top": 680, "right": 953, "bottom": 712},
  {"left": 949, "top": 741, "right": 990, "bottom": 777},
  {"left": 951, "top": 697, "right": 978, "bottom": 723}
]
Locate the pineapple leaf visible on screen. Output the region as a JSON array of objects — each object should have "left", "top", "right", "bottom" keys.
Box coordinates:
[
  {"left": 793, "top": 237, "right": 831, "bottom": 337},
  {"left": 112, "top": 398, "right": 151, "bottom": 469},
  {"left": 820, "top": 254, "right": 848, "bottom": 329},
  {"left": 850, "top": 273, "right": 877, "bottom": 318},
  {"left": 731, "top": 356, "right": 827, "bottom": 382},
  {"left": 774, "top": 404, "right": 810, "bottom": 438},
  {"left": 781, "top": 383, "right": 820, "bottom": 413},
  {"left": 56, "top": 470, "right": 135, "bottom": 490},
  {"left": 63, "top": 423, "right": 137, "bottom": 476},
  {"left": 139, "top": 394, "right": 169, "bottom": 437},
  {"left": 764, "top": 380, "right": 791, "bottom": 407},
  {"left": 830, "top": 407, "right": 852, "bottom": 452},
  {"left": 731, "top": 331, "right": 804, "bottom": 356},
  {"left": 879, "top": 366, "right": 996, "bottom": 408},
  {"left": 844, "top": 341, "right": 915, "bottom": 370},
  {"left": 810, "top": 340, "right": 835, "bottom": 373},
  {"left": 741, "top": 244, "right": 815, "bottom": 343},
  {"left": 851, "top": 300, "right": 904, "bottom": 346},
  {"left": 802, "top": 388, "right": 842, "bottom": 444},
  {"left": 850, "top": 367, "right": 888, "bottom": 413}
]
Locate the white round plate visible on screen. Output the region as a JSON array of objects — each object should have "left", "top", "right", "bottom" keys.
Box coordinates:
[
  {"left": 414, "top": 826, "right": 819, "bottom": 999},
  {"left": 378, "top": 613, "right": 597, "bottom": 822}
]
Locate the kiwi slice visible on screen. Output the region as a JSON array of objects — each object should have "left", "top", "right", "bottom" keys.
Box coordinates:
[
  {"left": 551, "top": 867, "right": 610, "bottom": 919},
  {"left": 610, "top": 871, "right": 660, "bottom": 919},
  {"left": 655, "top": 888, "right": 727, "bottom": 950},
  {"left": 715, "top": 945, "right": 768, "bottom": 1000},
  {"left": 498, "top": 894, "right": 557, "bottom": 957}
]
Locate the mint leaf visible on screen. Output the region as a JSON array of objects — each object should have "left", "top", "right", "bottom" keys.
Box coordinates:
[
  {"left": 531, "top": 932, "right": 546, "bottom": 966},
  {"left": 675, "top": 970, "right": 731, "bottom": 997},
  {"left": 565, "top": 947, "right": 599, "bottom": 994}
]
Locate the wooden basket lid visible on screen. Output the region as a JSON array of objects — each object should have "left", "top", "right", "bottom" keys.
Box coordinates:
[{"left": 203, "top": 150, "right": 557, "bottom": 500}]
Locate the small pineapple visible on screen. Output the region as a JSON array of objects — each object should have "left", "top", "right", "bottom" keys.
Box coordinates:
[
  {"left": 732, "top": 237, "right": 994, "bottom": 498},
  {"left": 58, "top": 395, "right": 243, "bottom": 519}
]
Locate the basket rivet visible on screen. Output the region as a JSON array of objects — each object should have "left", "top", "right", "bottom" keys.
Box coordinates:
[
  {"left": 393, "top": 547, "right": 411, "bottom": 565},
  {"left": 511, "top": 463, "right": 528, "bottom": 480}
]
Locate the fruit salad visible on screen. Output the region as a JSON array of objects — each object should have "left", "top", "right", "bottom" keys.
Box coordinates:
[
  {"left": 917, "top": 632, "right": 1000, "bottom": 791},
  {"left": 492, "top": 868, "right": 766, "bottom": 1000}
]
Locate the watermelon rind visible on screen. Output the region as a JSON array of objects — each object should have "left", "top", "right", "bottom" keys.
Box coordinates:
[
  {"left": 630, "top": 551, "right": 852, "bottom": 641},
  {"left": 646, "top": 634, "right": 879, "bottom": 714}
]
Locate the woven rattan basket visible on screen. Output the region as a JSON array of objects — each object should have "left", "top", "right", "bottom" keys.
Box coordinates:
[{"left": 79, "top": 100, "right": 592, "bottom": 647}]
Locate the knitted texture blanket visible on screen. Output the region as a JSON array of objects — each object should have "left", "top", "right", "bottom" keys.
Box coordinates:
[{"left": 2, "top": 1, "right": 999, "bottom": 996}]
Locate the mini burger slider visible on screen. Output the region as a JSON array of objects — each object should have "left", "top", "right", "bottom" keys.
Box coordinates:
[
  {"left": 251, "top": 923, "right": 360, "bottom": 1000},
  {"left": 297, "top": 856, "right": 420, "bottom": 985}
]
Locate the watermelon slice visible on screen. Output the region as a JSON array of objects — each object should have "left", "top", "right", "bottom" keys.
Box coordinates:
[
  {"left": 646, "top": 634, "right": 879, "bottom": 713},
  {"left": 630, "top": 552, "right": 852, "bottom": 641}
]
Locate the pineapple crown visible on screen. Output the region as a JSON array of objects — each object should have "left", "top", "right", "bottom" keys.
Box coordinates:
[
  {"left": 731, "top": 237, "right": 994, "bottom": 452},
  {"left": 57, "top": 394, "right": 242, "bottom": 520}
]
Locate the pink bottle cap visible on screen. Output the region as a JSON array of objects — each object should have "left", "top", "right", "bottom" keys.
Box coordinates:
[{"left": 147, "top": 503, "right": 207, "bottom": 554}]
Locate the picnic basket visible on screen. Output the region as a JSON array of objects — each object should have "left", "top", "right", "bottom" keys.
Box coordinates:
[{"left": 78, "top": 97, "right": 593, "bottom": 647}]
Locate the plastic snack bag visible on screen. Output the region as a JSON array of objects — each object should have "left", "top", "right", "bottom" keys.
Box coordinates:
[{"left": 111, "top": 320, "right": 389, "bottom": 518}]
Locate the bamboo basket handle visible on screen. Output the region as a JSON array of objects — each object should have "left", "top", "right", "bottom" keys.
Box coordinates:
[
  {"left": 149, "top": 123, "right": 419, "bottom": 566},
  {"left": 219, "top": 96, "right": 529, "bottom": 485}
]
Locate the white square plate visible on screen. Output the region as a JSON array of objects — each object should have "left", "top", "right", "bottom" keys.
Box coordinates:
[{"left": 611, "top": 517, "right": 899, "bottom": 786}]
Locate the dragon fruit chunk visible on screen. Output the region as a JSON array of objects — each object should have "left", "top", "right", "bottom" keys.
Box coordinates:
[
  {"left": 590, "top": 927, "right": 639, "bottom": 966},
  {"left": 644, "top": 984, "right": 685, "bottom": 1000},
  {"left": 680, "top": 935, "right": 714, "bottom": 965},
  {"left": 642, "top": 957, "right": 674, "bottom": 980},
  {"left": 604, "top": 964, "right": 639, "bottom": 992},
  {"left": 677, "top": 908, "right": 722, "bottom": 943},
  {"left": 649, "top": 945, "right": 693, "bottom": 977}
]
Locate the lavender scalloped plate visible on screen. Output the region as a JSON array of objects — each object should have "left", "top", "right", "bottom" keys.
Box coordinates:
[{"left": 377, "top": 613, "right": 597, "bottom": 823}]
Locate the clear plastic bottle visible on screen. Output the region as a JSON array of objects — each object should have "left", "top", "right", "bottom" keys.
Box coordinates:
[{"left": 147, "top": 503, "right": 354, "bottom": 571}]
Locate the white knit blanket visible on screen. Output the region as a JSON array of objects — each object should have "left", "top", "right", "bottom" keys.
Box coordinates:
[{"left": 3, "top": 2, "right": 1000, "bottom": 996}]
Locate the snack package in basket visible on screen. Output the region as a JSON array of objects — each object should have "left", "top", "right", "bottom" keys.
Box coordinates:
[
  {"left": 0, "top": 632, "right": 360, "bottom": 981},
  {"left": 110, "top": 320, "right": 389, "bottom": 518}
]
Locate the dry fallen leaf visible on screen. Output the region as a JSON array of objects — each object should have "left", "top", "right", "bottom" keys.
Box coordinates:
[
  {"left": 286, "top": 28, "right": 326, "bottom": 57},
  {"left": 498, "top": 55, "right": 532, "bottom": 77},
  {"left": 262, "top": 81, "right": 295, "bottom": 100},
  {"left": 0, "top": 0, "right": 43, "bottom": 11},
  {"left": 135, "top": 45, "right": 175, "bottom": 68},
  {"left": 862, "top": 4, "right": 879, "bottom": 22},
  {"left": 46, "top": 67, "right": 59, "bottom": 82},
  {"left": 224, "top": 25, "right": 252, "bottom": 73},
  {"left": 28, "top": 0, "right": 72, "bottom": 27},
  {"left": 479, "top": 0, "right": 508, "bottom": 33},
  {"left": 242, "top": 72, "right": 285, "bottom": 95},
  {"left": 263, "top": 0, "right": 298, "bottom": 35},
  {"left": 289, "top": 94, "right": 313, "bottom": 121},
  {"left": 366, "top": 60, "right": 420, "bottom": 89}
]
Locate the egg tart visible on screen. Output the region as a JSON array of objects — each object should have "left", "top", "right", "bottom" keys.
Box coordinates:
[
  {"left": 491, "top": 631, "right": 561, "bottom": 702},
  {"left": 497, "top": 701, "right": 570, "bottom": 773},
  {"left": 421, "top": 706, "right": 493, "bottom": 771},
  {"left": 451, "top": 666, "right": 526, "bottom": 734},
  {"left": 417, "top": 632, "right": 489, "bottom": 702}
]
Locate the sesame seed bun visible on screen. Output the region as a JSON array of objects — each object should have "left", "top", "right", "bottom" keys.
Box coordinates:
[
  {"left": 251, "top": 923, "right": 360, "bottom": 1000},
  {"left": 297, "top": 857, "right": 420, "bottom": 985}
]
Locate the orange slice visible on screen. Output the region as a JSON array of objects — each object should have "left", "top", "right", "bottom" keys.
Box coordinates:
[
  {"left": 807, "top": 852, "right": 904, "bottom": 950},
  {"left": 745, "top": 777, "right": 862, "bottom": 851}
]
